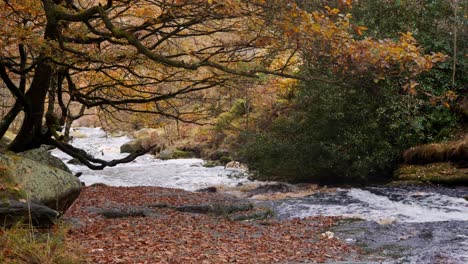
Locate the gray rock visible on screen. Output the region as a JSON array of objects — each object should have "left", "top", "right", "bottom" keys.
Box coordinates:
[
  {"left": 248, "top": 183, "right": 292, "bottom": 196},
  {"left": 120, "top": 139, "right": 144, "bottom": 153},
  {"left": 0, "top": 200, "right": 59, "bottom": 228},
  {"left": 0, "top": 153, "right": 81, "bottom": 212},
  {"left": 18, "top": 145, "right": 72, "bottom": 173},
  {"left": 67, "top": 158, "right": 82, "bottom": 165},
  {"left": 158, "top": 149, "right": 174, "bottom": 160},
  {"left": 209, "top": 149, "right": 230, "bottom": 160}
]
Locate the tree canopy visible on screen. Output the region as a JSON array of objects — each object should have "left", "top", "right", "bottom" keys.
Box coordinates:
[{"left": 0, "top": 0, "right": 447, "bottom": 169}]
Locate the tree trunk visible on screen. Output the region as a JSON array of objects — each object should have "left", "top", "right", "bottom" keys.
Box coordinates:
[
  {"left": 8, "top": 0, "right": 58, "bottom": 152},
  {"left": 0, "top": 102, "right": 22, "bottom": 139},
  {"left": 8, "top": 62, "right": 53, "bottom": 152}
]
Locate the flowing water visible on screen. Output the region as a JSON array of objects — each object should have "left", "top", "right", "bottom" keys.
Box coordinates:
[{"left": 53, "top": 127, "right": 468, "bottom": 264}]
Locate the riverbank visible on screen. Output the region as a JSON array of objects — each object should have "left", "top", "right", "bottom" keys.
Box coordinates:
[{"left": 63, "top": 185, "right": 357, "bottom": 263}]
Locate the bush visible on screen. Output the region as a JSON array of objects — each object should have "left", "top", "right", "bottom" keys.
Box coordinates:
[{"left": 240, "top": 80, "right": 444, "bottom": 183}]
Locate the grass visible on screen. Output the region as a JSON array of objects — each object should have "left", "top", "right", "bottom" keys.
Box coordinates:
[
  {"left": 403, "top": 136, "right": 467, "bottom": 165},
  {"left": 395, "top": 163, "right": 468, "bottom": 185},
  {"left": 0, "top": 222, "right": 84, "bottom": 264}
]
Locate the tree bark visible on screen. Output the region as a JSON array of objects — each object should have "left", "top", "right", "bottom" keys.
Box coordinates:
[
  {"left": 0, "top": 102, "right": 22, "bottom": 139},
  {"left": 8, "top": 0, "right": 59, "bottom": 152},
  {"left": 8, "top": 62, "right": 53, "bottom": 152}
]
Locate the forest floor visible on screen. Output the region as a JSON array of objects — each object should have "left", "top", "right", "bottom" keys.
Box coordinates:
[{"left": 63, "top": 185, "right": 359, "bottom": 263}]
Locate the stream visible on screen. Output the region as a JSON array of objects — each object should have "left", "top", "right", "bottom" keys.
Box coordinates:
[{"left": 53, "top": 127, "right": 468, "bottom": 264}]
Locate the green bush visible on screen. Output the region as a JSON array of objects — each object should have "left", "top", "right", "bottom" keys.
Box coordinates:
[{"left": 241, "top": 80, "right": 442, "bottom": 183}]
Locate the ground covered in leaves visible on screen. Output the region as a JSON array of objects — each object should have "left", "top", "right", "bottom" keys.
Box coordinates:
[{"left": 64, "top": 186, "right": 357, "bottom": 263}]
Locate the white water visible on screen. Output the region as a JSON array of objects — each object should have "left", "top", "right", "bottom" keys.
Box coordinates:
[
  {"left": 52, "top": 127, "right": 251, "bottom": 191},
  {"left": 53, "top": 127, "right": 468, "bottom": 223},
  {"left": 276, "top": 188, "right": 468, "bottom": 223},
  {"left": 52, "top": 127, "right": 468, "bottom": 263}
]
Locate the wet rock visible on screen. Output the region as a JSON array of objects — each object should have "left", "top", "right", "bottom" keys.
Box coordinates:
[
  {"left": 120, "top": 139, "right": 144, "bottom": 153},
  {"left": 225, "top": 161, "right": 248, "bottom": 170},
  {"left": 0, "top": 153, "right": 81, "bottom": 212},
  {"left": 248, "top": 183, "right": 292, "bottom": 196},
  {"left": 18, "top": 145, "right": 71, "bottom": 173},
  {"left": 69, "top": 129, "right": 88, "bottom": 138},
  {"left": 157, "top": 149, "right": 192, "bottom": 160},
  {"left": 0, "top": 200, "right": 59, "bottom": 228},
  {"left": 67, "top": 158, "right": 82, "bottom": 165},
  {"left": 209, "top": 149, "right": 230, "bottom": 160},
  {"left": 109, "top": 130, "right": 126, "bottom": 137},
  {"left": 395, "top": 163, "right": 468, "bottom": 185},
  {"left": 203, "top": 160, "right": 222, "bottom": 167},
  {"left": 196, "top": 186, "right": 218, "bottom": 193},
  {"left": 330, "top": 219, "right": 468, "bottom": 264}
]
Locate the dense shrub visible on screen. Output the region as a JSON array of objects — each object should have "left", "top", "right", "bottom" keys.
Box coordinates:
[{"left": 240, "top": 80, "right": 445, "bottom": 183}]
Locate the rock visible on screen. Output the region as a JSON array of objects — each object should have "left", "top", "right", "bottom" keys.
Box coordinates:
[
  {"left": 67, "top": 158, "right": 82, "bottom": 165},
  {"left": 225, "top": 161, "right": 248, "bottom": 170},
  {"left": 0, "top": 153, "right": 81, "bottom": 212},
  {"left": 196, "top": 186, "right": 218, "bottom": 193},
  {"left": 219, "top": 156, "right": 233, "bottom": 165},
  {"left": 0, "top": 200, "right": 59, "bottom": 228},
  {"left": 209, "top": 149, "right": 230, "bottom": 160},
  {"left": 18, "top": 145, "right": 71, "bottom": 173},
  {"left": 120, "top": 139, "right": 144, "bottom": 153},
  {"left": 158, "top": 149, "right": 174, "bottom": 160},
  {"left": 110, "top": 130, "right": 126, "bottom": 137},
  {"left": 157, "top": 149, "right": 192, "bottom": 160},
  {"left": 248, "top": 183, "right": 292, "bottom": 196},
  {"left": 203, "top": 160, "right": 222, "bottom": 167},
  {"left": 395, "top": 163, "right": 468, "bottom": 185},
  {"left": 69, "top": 130, "right": 87, "bottom": 138}
]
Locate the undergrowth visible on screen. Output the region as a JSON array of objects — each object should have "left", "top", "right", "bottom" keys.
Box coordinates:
[{"left": 0, "top": 222, "right": 83, "bottom": 264}]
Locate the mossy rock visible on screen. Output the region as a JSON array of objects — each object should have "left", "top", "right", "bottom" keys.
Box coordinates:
[
  {"left": 158, "top": 149, "right": 193, "bottom": 160},
  {"left": 120, "top": 139, "right": 144, "bottom": 153},
  {"left": 0, "top": 153, "right": 81, "bottom": 212},
  {"left": 173, "top": 149, "right": 192, "bottom": 159},
  {"left": 17, "top": 145, "right": 71, "bottom": 173},
  {"left": 395, "top": 163, "right": 468, "bottom": 185},
  {"left": 219, "top": 156, "right": 233, "bottom": 165},
  {"left": 203, "top": 160, "right": 223, "bottom": 168}
]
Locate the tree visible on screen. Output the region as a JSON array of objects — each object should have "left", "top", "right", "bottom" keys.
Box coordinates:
[
  {"left": 0, "top": 0, "right": 299, "bottom": 169},
  {"left": 0, "top": 0, "right": 446, "bottom": 170}
]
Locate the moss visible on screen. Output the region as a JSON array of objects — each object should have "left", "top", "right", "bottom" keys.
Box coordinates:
[
  {"left": 219, "top": 156, "right": 233, "bottom": 165},
  {"left": 172, "top": 150, "right": 192, "bottom": 159},
  {"left": 203, "top": 160, "right": 222, "bottom": 168},
  {"left": 0, "top": 165, "right": 26, "bottom": 200},
  {"left": 395, "top": 163, "right": 468, "bottom": 185}
]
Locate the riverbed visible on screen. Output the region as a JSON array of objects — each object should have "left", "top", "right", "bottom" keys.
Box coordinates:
[{"left": 53, "top": 127, "right": 468, "bottom": 264}]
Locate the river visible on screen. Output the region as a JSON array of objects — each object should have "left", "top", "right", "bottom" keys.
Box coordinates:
[{"left": 52, "top": 127, "right": 468, "bottom": 264}]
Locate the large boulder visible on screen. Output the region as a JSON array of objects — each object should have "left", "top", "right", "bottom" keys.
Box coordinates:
[
  {"left": 0, "top": 153, "right": 81, "bottom": 212},
  {"left": 17, "top": 145, "right": 71, "bottom": 173},
  {"left": 120, "top": 139, "right": 144, "bottom": 153}
]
